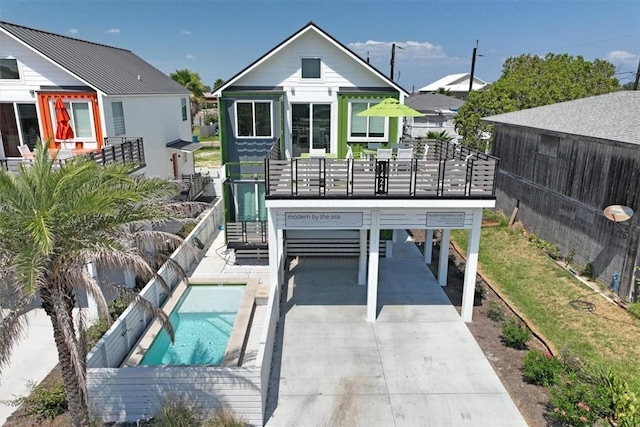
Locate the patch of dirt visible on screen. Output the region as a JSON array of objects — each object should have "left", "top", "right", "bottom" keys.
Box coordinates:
[{"left": 409, "top": 229, "right": 551, "bottom": 427}]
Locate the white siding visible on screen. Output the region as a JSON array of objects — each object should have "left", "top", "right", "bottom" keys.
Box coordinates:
[
  {"left": 235, "top": 31, "right": 387, "bottom": 90},
  {"left": 101, "top": 94, "right": 193, "bottom": 178},
  {"left": 0, "top": 32, "right": 85, "bottom": 102}
]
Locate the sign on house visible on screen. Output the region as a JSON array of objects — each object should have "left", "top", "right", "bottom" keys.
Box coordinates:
[
  {"left": 285, "top": 212, "right": 363, "bottom": 228},
  {"left": 426, "top": 212, "right": 466, "bottom": 228}
]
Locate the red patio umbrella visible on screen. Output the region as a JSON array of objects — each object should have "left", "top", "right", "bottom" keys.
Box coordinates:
[{"left": 54, "top": 97, "right": 74, "bottom": 145}]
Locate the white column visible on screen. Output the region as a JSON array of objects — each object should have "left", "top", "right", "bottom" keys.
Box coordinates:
[
  {"left": 438, "top": 228, "right": 450, "bottom": 287},
  {"left": 424, "top": 229, "right": 434, "bottom": 265},
  {"left": 268, "top": 209, "right": 279, "bottom": 289},
  {"left": 392, "top": 229, "right": 398, "bottom": 243},
  {"left": 277, "top": 229, "right": 284, "bottom": 286},
  {"left": 358, "top": 229, "right": 367, "bottom": 285},
  {"left": 367, "top": 211, "right": 381, "bottom": 322},
  {"left": 461, "top": 209, "right": 483, "bottom": 322}
]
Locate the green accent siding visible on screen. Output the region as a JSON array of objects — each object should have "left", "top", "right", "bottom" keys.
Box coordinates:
[{"left": 337, "top": 93, "right": 399, "bottom": 158}]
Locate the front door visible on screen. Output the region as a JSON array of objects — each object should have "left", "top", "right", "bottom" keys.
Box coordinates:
[
  {"left": 0, "top": 103, "right": 20, "bottom": 157},
  {"left": 291, "top": 103, "right": 331, "bottom": 157}
]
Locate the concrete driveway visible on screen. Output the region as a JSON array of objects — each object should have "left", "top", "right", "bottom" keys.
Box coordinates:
[{"left": 265, "top": 233, "right": 527, "bottom": 427}]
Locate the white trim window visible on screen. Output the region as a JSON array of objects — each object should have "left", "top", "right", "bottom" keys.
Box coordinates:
[
  {"left": 51, "top": 99, "right": 96, "bottom": 142},
  {"left": 112, "top": 101, "right": 126, "bottom": 136},
  {"left": 0, "top": 57, "right": 20, "bottom": 80},
  {"left": 300, "top": 57, "right": 322, "bottom": 80},
  {"left": 235, "top": 101, "right": 273, "bottom": 138},
  {"left": 348, "top": 100, "right": 388, "bottom": 142}
]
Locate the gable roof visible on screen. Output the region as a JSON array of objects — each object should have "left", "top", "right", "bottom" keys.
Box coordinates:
[
  {"left": 0, "top": 21, "right": 189, "bottom": 96},
  {"left": 419, "top": 73, "right": 488, "bottom": 93},
  {"left": 405, "top": 92, "right": 465, "bottom": 113},
  {"left": 213, "top": 22, "right": 408, "bottom": 97},
  {"left": 483, "top": 91, "right": 640, "bottom": 146}
]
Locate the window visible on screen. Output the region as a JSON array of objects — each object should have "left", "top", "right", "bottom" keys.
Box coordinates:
[
  {"left": 112, "top": 102, "right": 126, "bottom": 135},
  {"left": 181, "top": 98, "right": 188, "bottom": 121},
  {"left": 234, "top": 183, "right": 266, "bottom": 222},
  {"left": 236, "top": 101, "right": 272, "bottom": 137},
  {"left": 348, "top": 100, "right": 387, "bottom": 141},
  {"left": 538, "top": 134, "right": 559, "bottom": 158},
  {"left": 301, "top": 58, "right": 321, "bottom": 79},
  {"left": 0, "top": 58, "right": 20, "bottom": 79},
  {"left": 291, "top": 103, "right": 331, "bottom": 156},
  {"left": 17, "top": 104, "right": 40, "bottom": 149},
  {"left": 52, "top": 100, "right": 95, "bottom": 140}
]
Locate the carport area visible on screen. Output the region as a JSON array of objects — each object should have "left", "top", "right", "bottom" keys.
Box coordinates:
[{"left": 265, "top": 231, "right": 526, "bottom": 426}]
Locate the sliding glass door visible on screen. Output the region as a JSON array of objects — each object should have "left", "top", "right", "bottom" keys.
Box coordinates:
[{"left": 291, "top": 103, "right": 331, "bottom": 157}]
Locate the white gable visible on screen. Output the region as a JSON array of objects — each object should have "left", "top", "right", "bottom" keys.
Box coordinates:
[{"left": 234, "top": 29, "right": 393, "bottom": 90}]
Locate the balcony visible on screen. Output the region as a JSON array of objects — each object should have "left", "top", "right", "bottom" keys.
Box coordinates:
[
  {"left": 0, "top": 137, "right": 145, "bottom": 174},
  {"left": 265, "top": 140, "right": 498, "bottom": 200}
]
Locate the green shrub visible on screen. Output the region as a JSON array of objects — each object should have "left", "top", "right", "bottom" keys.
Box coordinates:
[
  {"left": 596, "top": 369, "right": 640, "bottom": 427},
  {"left": 627, "top": 302, "right": 640, "bottom": 320},
  {"left": 522, "top": 350, "right": 563, "bottom": 386},
  {"left": 579, "top": 262, "right": 594, "bottom": 279},
  {"left": 501, "top": 319, "right": 531, "bottom": 349},
  {"left": 86, "top": 319, "right": 109, "bottom": 349},
  {"left": 474, "top": 284, "right": 487, "bottom": 300},
  {"left": 549, "top": 372, "right": 609, "bottom": 426},
  {"left": 151, "top": 396, "right": 202, "bottom": 427},
  {"left": 11, "top": 379, "right": 68, "bottom": 420},
  {"left": 487, "top": 301, "right": 506, "bottom": 322},
  {"left": 204, "top": 409, "right": 247, "bottom": 427},
  {"left": 109, "top": 295, "right": 130, "bottom": 319}
]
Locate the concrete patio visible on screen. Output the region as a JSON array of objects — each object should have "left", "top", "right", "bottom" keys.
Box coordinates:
[{"left": 265, "top": 231, "right": 527, "bottom": 426}]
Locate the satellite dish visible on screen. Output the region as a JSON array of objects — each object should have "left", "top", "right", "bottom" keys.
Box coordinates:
[{"left": 603, "top": 205, "right": 634, "bottom": 223}]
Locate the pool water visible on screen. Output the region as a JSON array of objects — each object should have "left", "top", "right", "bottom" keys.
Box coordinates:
[{"left": 140, "top": 285, "right": 245, "bottom": 366}]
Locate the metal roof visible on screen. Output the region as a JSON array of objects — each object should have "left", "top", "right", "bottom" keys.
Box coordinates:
[
  {"left": 483, "top": 91, "right": 640, "bottom": 146},
  {"left": 0, "top": 21, "right": 189, "bottom": 96},
  {"left": 405, "top": 92, "right": 465, "bottom": 113},
  {"left": 419, "top": 73, "right": 488, "bottom": 93}
]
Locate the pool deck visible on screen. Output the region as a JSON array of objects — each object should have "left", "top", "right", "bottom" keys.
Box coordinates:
[{"left": 264, "top": 230, "right": 527, "bottom": 427}]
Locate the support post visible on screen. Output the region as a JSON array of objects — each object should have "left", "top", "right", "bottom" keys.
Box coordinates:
[
  {"left": 367, "top": 211, "right": 380, "bottom": 322},
  {"left": 461, "top": 209, "right": 482, "bottom": 322},
  {"left": 85, "top": 262, "right": 99, "bottom": 320},
  {"left": 438, "top": 229, "right": 450, "bottom": 287},
  {"left": 424, "top": 229, "right": 434, "bottom": 265},
  {"left": 358, "top": 229, "right": 367, "bottom": 285},
  {"left": 277, "top": 229, "right": 284, "bottom": 286},
  {"left": 268, "top": 209, "right": 279, "bottom": 289}
]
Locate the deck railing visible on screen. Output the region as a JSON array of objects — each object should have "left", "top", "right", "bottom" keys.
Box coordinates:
[
  {"left": 265, "top": 153, "right": 498, "bottom": 199},
  {"left": 0, "top": 138, "right": 145, "bottom": 174}
]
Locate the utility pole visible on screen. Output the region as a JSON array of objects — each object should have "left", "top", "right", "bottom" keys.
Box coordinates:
[
  {"left": 390, "top": 44, "right": 404, "bottom": 81},
  {"left": 469, "top": 40, "right": 479, "bottom": 94},
  {"left": 633, "top": 58, "right": 640, "bottom": 90}
]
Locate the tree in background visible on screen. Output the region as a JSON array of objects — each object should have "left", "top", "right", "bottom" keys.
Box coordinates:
[
  {"left": 434, "top": 87, "right": 452, "bottom": 96},
  {"left": 213, "top": 78, "right": 225, "bottom": 90},
  {"left": 426, "top": 130, "right": 454, "bottom": 142},
  {"left": 170, "top": 68, "right": 207, "bottom": 120},
  {"left": 0, "top": 143, "right": 199, "bottom": 426},
  {"left": 455, "top": 53, "right": 619, "bottom": 150}
]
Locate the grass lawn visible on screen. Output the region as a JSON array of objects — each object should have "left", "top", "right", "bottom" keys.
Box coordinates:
[
  {"left": 194, "top": 146, "right": 221, "bottom": 168},
  {"left": 452, "top": 211, "right": 640, "bottom": 391}
]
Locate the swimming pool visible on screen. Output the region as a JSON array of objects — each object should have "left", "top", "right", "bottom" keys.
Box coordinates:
[{"left": 140, "top": 285, "right": 245, "bottom": 366}]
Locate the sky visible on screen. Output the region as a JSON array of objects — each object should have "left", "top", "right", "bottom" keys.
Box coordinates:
[{"left": 1, "top": 0, "right": 639, "bottom": 92}]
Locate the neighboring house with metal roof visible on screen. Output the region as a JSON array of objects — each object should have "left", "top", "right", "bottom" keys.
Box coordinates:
[
  {"left": 483, "top": 91, "right": 640, "bottom": 299},
  {"left": 0, "top": 20, "right": 196, "bottom": 178},
  {"left": 404, "top": 92, "right": 465, "bottom": 139},
  {"left": 418, "top": 73, "right": 488, "bottom": 100}
]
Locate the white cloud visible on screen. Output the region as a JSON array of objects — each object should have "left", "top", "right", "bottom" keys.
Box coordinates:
[
  {"left": 348, "top": 40, "right": 447, "bottom": 63},
  {"left": 68, "top": 29, "right": 79, "bottom": 35},
  {"left": 106, "top": 28, "right": 121, "bottom": 34},
  {"left": 186, "top": 54, "right": 196, "bottom": 60},
  {"left": 181, "top": 30, "right": 192, "bottom": 36},
  {"left": 606, "top": 50, "right": 637, "bottom": 61}
]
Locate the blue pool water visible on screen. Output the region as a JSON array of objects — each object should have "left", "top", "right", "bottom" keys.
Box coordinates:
[{"left": 140, "top": 285, "right": 245, "bottom": 366}]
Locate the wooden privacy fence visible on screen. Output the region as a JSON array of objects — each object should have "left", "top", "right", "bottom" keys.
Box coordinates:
[{"left": 266, "top": 157, "right": 497, "bottom": 199}]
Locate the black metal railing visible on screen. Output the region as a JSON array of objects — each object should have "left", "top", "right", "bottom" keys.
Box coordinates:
[{"left": 225, "top": 221, "right": 268, "bottom": 247}]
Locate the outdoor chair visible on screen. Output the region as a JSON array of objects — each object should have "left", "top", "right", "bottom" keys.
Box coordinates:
[
  {"left": 17, "top": 145, "right": 34, "bottom": 159},
  {"left": 345, "top": 145, "right": 354, "bottom": 159},
  {"left": 377, "top": 148, "right": 393, "bottom": 160},
  {"left": 309, "top": 148, "right": 326, "bottom": 158},
  {"left": 391, "top": 142, "right": 404, "bottom": 150},
  {"left": 396, "top": 148, "right": 413, "bottom": 160},
  {"left": 285, "top": 148, "right": 292, "bottom": 160}
]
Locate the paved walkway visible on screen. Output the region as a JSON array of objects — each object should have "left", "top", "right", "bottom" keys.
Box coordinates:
[
  {"left": 0, "top": 309, "right": 58, "bottom": 425},
  {"left": 265, "top": 231, "right": 527, "bottom": 427}
]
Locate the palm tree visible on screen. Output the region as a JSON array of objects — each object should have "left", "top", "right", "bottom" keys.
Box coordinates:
[
  {"left": 435, "top": 87, "right": 452, "bottom": 96},
  {"left": 0, "top": 142, "right": 198, "bottom": 426},
  {"left": 426, "top": 130, "right": 454, "bottom": 142},
  {"left": 170, "top": 68, "right": 207, "bottom": 119},
  {"left": 213, "top": 78, "right": 225, "bottom": 90}
]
